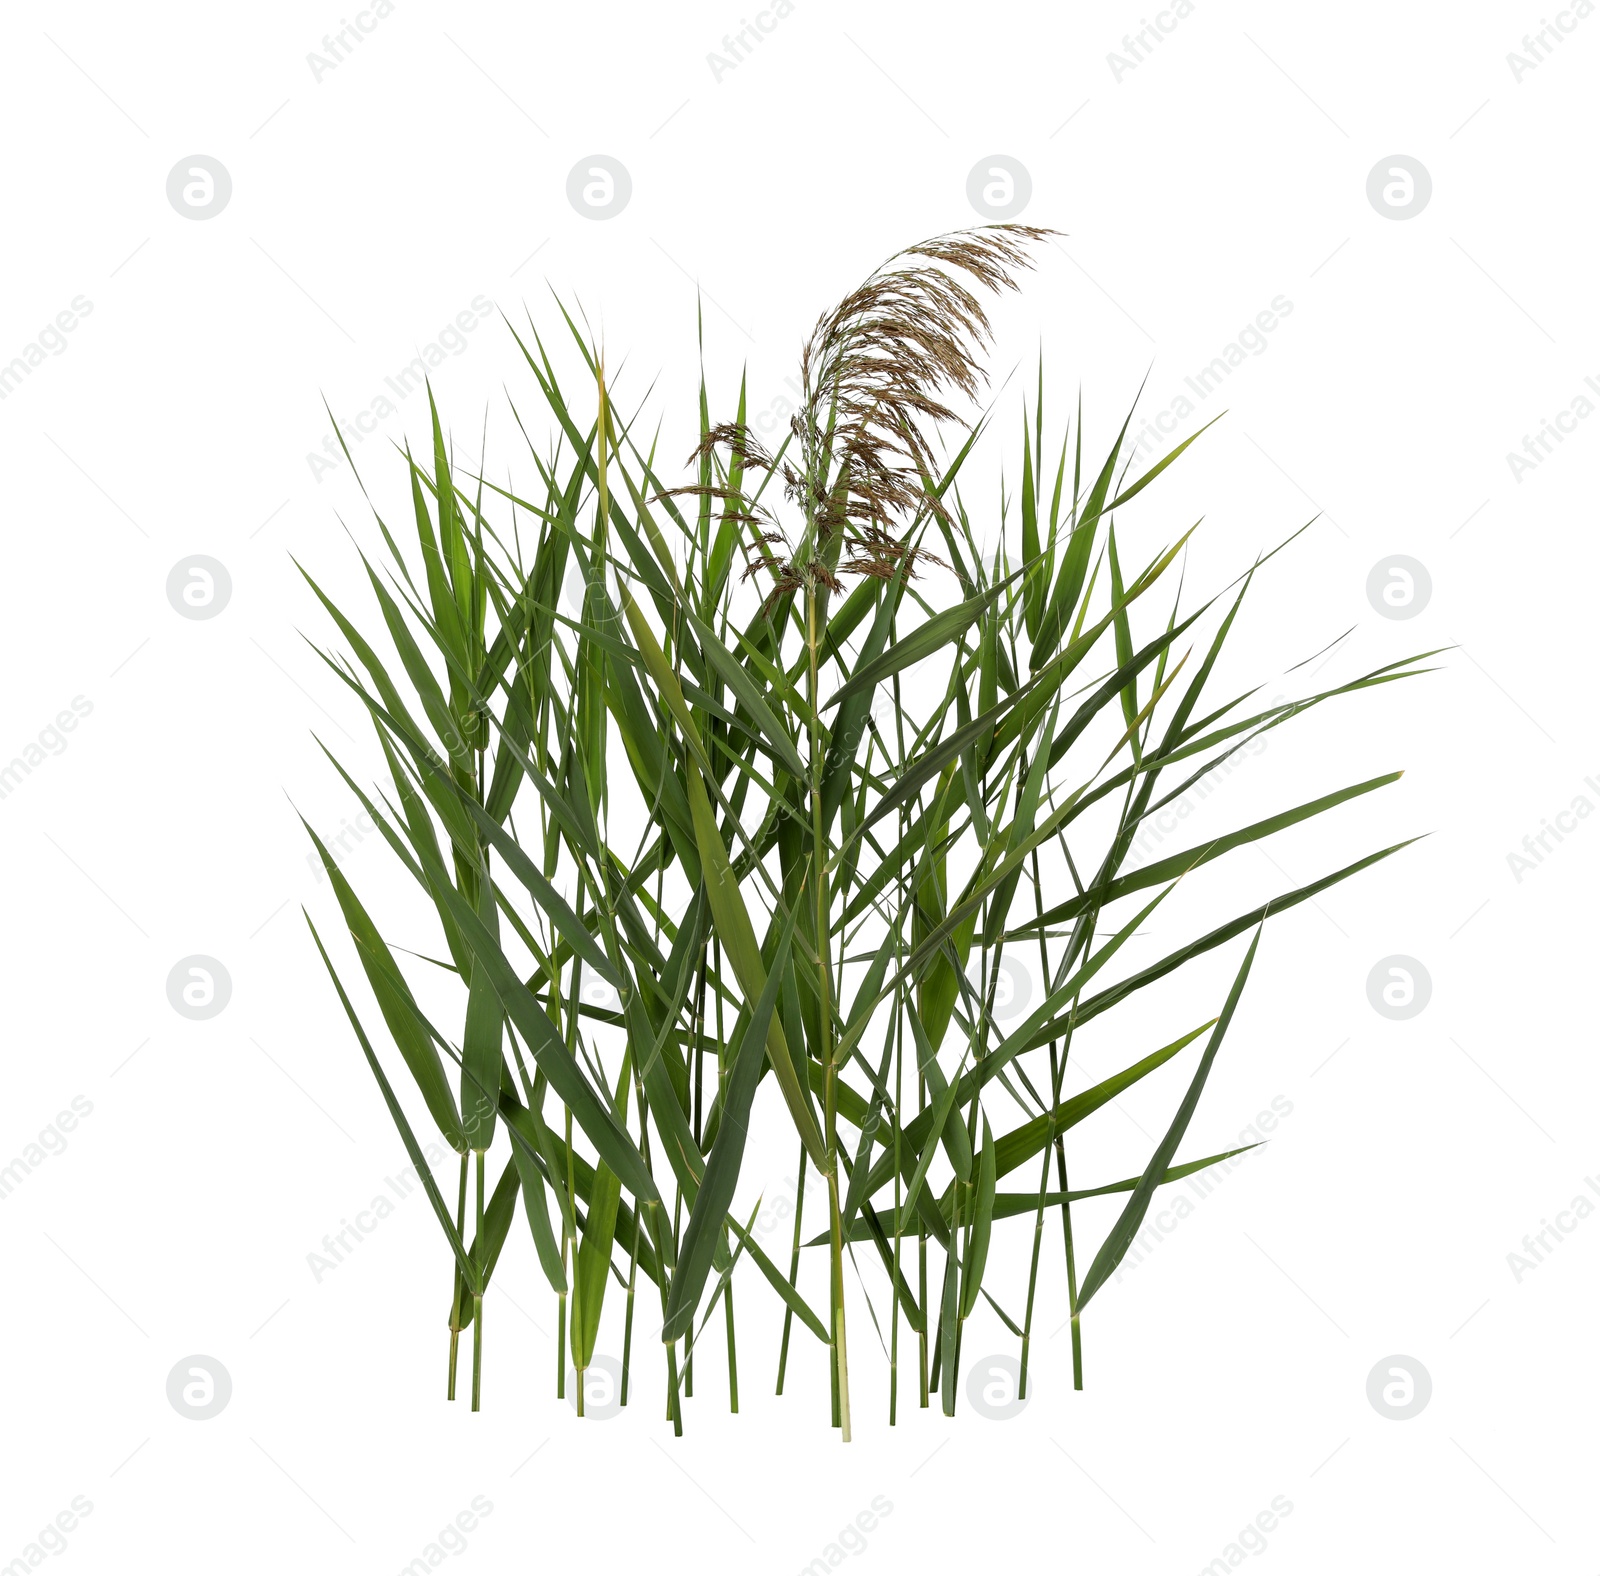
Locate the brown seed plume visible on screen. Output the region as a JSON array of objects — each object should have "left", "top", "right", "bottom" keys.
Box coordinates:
[
  {"left": 692, "top": 224, "right": 1055, "bottom": 601},
  {"left": 792, "top": 225, "right": 1055, "bottom": 568}
]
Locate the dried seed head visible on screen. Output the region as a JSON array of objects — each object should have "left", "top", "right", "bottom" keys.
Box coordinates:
[
  {"left": 698, "top": 225, "right": 1054, "bottom": 597},
  {"left": 689, "top": 422, "right": 775, "bottom": 472},
  {"left": 794, "top": 224, "right": 1055, "bottom": 570}
]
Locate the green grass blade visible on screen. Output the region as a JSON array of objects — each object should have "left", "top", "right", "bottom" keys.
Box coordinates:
[{"left": 1078, "top": 928, "right": 1261, "bottom": 1308}]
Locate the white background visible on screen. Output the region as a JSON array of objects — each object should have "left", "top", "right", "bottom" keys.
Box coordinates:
[{"left": 2, "top": 0, "right": 1596, "bottom": 1571}]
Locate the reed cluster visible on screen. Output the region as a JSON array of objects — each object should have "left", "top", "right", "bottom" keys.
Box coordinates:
[{"left": 301, "top": 227, "right": 1431, "bottom": 1436}]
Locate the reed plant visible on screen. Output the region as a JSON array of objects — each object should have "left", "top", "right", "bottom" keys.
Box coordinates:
[{"left": 300, "top": 226, "right": 1433, "bottom": 1436}]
